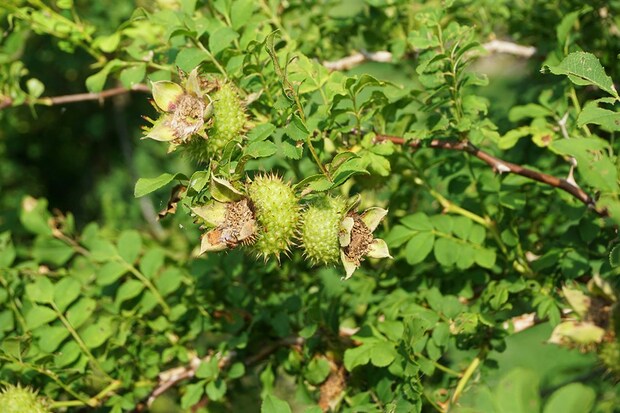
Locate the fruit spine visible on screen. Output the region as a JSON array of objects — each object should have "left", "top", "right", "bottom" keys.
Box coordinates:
[
  {"left": 207, "top": 82, "right": 247, "bottom": 153},
  {"left": 0, "top": 384, "right": 50, "bottom": 413},
  {"left": 247, "top": 175, "right": 300, "bottom": 260},
  {"left": 300, "top": 195, "right": 347, "bottom": 265}
]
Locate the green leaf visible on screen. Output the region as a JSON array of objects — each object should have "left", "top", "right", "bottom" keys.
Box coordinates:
[
  {"left": 261, "top": 394, "right": 292, "bottom": 413},
  {"left": 88, "top": 240, "right": 118, "bottom": 262},
  {"left": 400, "top": 213, "right": 433, "bottom": 231},
  {"left": 175, "top": 48, "right": 209, "bottom": 72},
  {"left": 245, "top": 140, "right": 277, "bottom": 158},
  {"left": 67, "top": 298, "right": 97, "bottom": 329},
  {"left": 556, "top": 7, "right": 591, "bottom": 46},
  {"left": 181, "top": 382, "right": 205, "bottom": 409},
  {"left": 405, "top": 232, "right": 435, "bottom": 265},
  {"left": 53, "top": 277, "right": 81, "bottom": 311},
  {"left": 430, "top": 215, "right": 453, "bottom": 233},
  {"left": 495, "top": 368, "right": 541, "bottom": 413},
  {"left": 196, "top": 357, "right": 219, "bottom": 381},
  {"left": 33, "top": 238, "right": 74, "bottom": 266},
  {"left": 433, "top": 238, "right": 459, "bottom": 267},
  {"left": 97, "top": 261, "right": 128, "bottom": 286},
  {"left": 20, "top": 197, "right": 52, "bottom": 236},
  {"left": 118, "top": 230, "right": 142, "bottom": 264},
  {"left": 551, "top": 138, "right": 618, "bottom": 192},
  {"left": 25, "top": 276, "right": 54, "bottom": 304},
  {"left": 344, "top": 340, "right": 396, "bottom": 370},
  {"left": 370, "top": 342, "right": 397, "bottom": 367},
  {"left": 209, "top": 27, "right": 239, "bottom": 56},
  {"left": 36, "top": 325, "right": 70, "bottom": 353},
  {"left": 305, "top": 358, "right": 330, "bottom": 385},
  {"left": 95, "top": 32, "right": 121, "bottom": 53},
  {"left": 119, "top": 64, "right": 146, "bottom": 88},
  {"left": 80, "top": 317, "right": 114, "bottom": 349},
  {"left": 544, "top": 52, "right": 619, "bottom": 99},
  {"left": 385, "top": 225, "right": 414, "bottom": 248},
  {"left": 86, "top": 59, "right": 123, "bottom": 93},
  {"left": 284, "top": 114, "right": 309, "bottom": 141},
  {"left": 25, "top": 305, "right": 58, "bottom": 330},
  {"left": 475, "top": 248, "right": 496, "bottom": 269},
  {"left": 279, "top": 140, "right": 303, "bottom": 160},
  {"left": 230, "top": 0, "right": 255, "bottom": 29},
  {"left": 0, "top": 232, "right": 16, "bottom": 267},
  {"left": 543, "top": 383, "right": 595, "bottom": 413},
  {"left": 228, "top": 362, "right": 245, "bottom": 379},
  {"left": 610, "top": 244, "right": 620, "bottom": 267},
  {"left": 134, "top": 173, "right": 187, "bottom": 198},
  {"left": 452, "top": 216, "right": 474, "bottom": 240},
  {"left": 155, "top": 267, "right": 184, "bottom": 297},
  {"left": 140, "top": 248, "right": 165, "bottom": 278},
  {"left": 115, "top": 279, "right": 145, "bottom": 307},
  {"left": 205, "top": 379, "right": 227, "bottom": 401},
  {"left": 56, "top": 0, "right": 73, "bottom": 9},
  {"left": 577, "top": 101, "right": 620, "bottom": 131},
  {"left": 247, "top": 123, "right": 276, "bottom": 142},
  {"left": 54, "top": 341, "right": 81, "bottom": 368}
]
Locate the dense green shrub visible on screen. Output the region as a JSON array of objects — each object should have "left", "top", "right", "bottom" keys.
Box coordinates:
[{"left": 1, "top": 1, "right": 620, "bottom": 412}]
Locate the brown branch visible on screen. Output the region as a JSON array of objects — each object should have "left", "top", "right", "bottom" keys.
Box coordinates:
[
  {"left": 374, "top": 134, "right": 609, "bottom": 217},
  {"left": 0, "top": 84, "right": 150, "bottom": 110}
]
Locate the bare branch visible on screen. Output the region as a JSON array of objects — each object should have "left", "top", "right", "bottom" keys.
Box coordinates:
[
  {"left": 0, "top": 84, "right": 150, "bottom": 110},
  {"left": 322, "top": 40, "right": 536, "bottom": 71},
  {"left": 481, "top": 39, "right": 537, "bottom": 58},
  {"left": 374, "top": 134, "right": 609, "bottom": 217},
  {"left": 323, "top": 50, "right": 392, "bottom": 71}
]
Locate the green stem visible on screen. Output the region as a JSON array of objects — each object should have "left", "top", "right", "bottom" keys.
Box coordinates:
[
  {"left": 191, "top": 39, "right": 228, "bottom": 77},
  {"left": 49, "top": 380, "right": 122, "bottom": 409},
  {"left": 423, "top": 390, "right": 446, "bottom": 413},
  {"left": 416, "top": 353, "right": 461, "bottom": 377},
  {"left": 451, "top": 349, "right": 485, "bottom": 405},
  {"left": 0, "top": 356, "right": 93, "bottom": 406},
  {"left": 569, "top": 87, "right": 591, "bottom": 136},
  {"left": 50, "top": 302, "right": 113, "bottom": 382},
  {"left": 427, "top": 187, "right": 487, "bottom": 227},
  {"left": 307, "top": 136, "right": 331, "bottom": 180},
  {"left": 258, "top": 0, "right": 292, "bottom": 44},
  {"left": 0, "top": 277, "right": 28, "bottom": 333},
  {"left": 426, "top": 185, "right": 537, "bottom": 274},
  {"left": 124, "top": 262, "right": 171, "bottom": 315}
]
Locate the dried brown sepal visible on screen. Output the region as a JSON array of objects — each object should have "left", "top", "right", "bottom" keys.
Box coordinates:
[
  {"left": 318, "top": 361, "right": 346, "bottom": 412},
  {"left": 342, "top": 213, "right": 373, "bottom": 267},
  {"left": 200, "top": 198, "right": 257, "bottom": 254},
  {"left": 158, "top": 185, "right": 187, "bottom": 220}
]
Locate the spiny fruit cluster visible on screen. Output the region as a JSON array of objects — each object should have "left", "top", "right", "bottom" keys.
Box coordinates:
[
  {"left": 142, "top": 68, "right": 390, "bottom": 278},
  {"left": 143, "top": 68, "right": 247, "bottom": 162},
  {"left": 193, "top": 175, "right": 391, "bottom": 279},
  {"left": 0, "top": 384, "right": 50, "bottom": 413}
]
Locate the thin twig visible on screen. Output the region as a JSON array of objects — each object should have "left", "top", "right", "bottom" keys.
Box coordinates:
[
  {"left": 0, "top": 84, "right": 150, "bottom": 110},
  {"left": 481, "top": 39, "right": 537, "bottom": 58},
  {"left": 322, "top": 40, "right": 536, "bottom": 71},
  {"left": 374, "top": 134, "right": 608, "bottom": 217}
]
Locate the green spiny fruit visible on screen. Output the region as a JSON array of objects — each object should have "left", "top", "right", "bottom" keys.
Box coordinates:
[
  {"left": 300, "top": 195, "right": 347, "bottom": 265},
  {"left": 208, "top": 83, "right": 246, "bottom": 153},
  {"left": 600, "top": 340, "right": 620, "bottom": 377},
  {"left": 0, "top": 384, "right": 50, "bottom": 413},
  {"left": 247, "top": 175, "right": 300, "bottom": 260}
]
